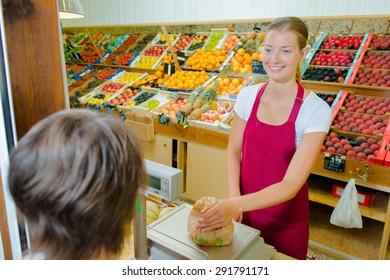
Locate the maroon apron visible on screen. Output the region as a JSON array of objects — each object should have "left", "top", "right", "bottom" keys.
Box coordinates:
[{"left": 241, "top": 82, "right": 309, "bottom": 260}]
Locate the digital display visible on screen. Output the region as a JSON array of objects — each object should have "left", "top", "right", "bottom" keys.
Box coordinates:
[{"left": 147, "top": 175, "right": 161, "bottom": 190}]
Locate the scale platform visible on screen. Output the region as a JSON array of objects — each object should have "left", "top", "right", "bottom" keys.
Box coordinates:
[{"left": 147, "top": 203, "right": 276, "bottom": 260}]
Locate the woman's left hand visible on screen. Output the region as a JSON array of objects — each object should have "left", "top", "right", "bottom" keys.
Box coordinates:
[{"left": 196, "top": 198, "right": 241, "bottom": 232}]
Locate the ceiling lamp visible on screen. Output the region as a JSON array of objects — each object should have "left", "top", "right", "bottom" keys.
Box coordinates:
[{"left": 58, "top": 0, "right": 85, "bottom": 19}]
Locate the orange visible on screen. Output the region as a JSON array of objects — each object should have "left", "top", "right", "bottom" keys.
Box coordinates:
[
  {"left": 223, "top": 78, "right": 231, "bottom": 86},
  {"left": 155, "top": 70, "right": 163, "bottom": 78},
  {"left": 232, "top": 65, "right": 240, "bottom": 73},
  {"left": 232, "top": 78, "right": 240, "bottom": 87},
  {"left": 252, "top": 52, "right": 260, "bottom": 60},
  {"left": 236, "top": 56, "right": 244, "bottom": 64},
  {"left": 240, "top": 68, "right": 248, "bottom": 74}
]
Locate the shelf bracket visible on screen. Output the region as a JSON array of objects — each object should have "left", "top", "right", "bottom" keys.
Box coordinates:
[{"left": 355, "top": 163, "right": 369, "bottom": 182}]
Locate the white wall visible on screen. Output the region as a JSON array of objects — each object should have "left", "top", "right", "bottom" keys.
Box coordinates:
[{"left": 61, "top": 0, "right": 390, "bottom": 27}]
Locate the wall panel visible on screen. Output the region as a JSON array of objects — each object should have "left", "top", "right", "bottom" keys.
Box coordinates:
[{"left": 61, "top": 0, "right": 390, "bottom": 27}]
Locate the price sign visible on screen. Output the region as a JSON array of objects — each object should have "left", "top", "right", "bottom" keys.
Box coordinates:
[
  {"left": 324, "top": 153, "right": 346, "bottom": 172},
  {"left": 251, "top": 60, "right": 267, "bottom": 75}
]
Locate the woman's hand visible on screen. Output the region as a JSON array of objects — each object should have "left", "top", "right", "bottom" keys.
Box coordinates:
[{"left": 196, "top": 198, "right": 242, "bottom": 232}]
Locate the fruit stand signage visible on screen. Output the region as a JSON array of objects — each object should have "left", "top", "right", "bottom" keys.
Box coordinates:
[
  {"left": 324, "top": 153, "right": 346, "bottom": 172},
  {"left": 251, "top": 60, "right": 267, "bottom": 75}
]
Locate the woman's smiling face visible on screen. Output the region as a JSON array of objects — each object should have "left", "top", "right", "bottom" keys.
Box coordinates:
[{"left": 262, "top": 29, "right": 304, "bottom": 83}]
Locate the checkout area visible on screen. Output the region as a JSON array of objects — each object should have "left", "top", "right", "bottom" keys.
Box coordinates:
[{"left": 126, "top": 160, "right": 294, "bottom": 260}]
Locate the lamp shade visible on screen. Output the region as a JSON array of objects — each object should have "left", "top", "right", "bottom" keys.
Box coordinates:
[{"left": 58, "top": 0, "right": 85, "bottom": 19}]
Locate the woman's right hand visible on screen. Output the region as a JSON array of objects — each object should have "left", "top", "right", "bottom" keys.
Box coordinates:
[{"left": 196, "top": 197, "right": 242, "bottom": 232}]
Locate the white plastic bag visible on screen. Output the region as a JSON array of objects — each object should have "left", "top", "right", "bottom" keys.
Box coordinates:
[{"left": 330, "top": 179, "right": 363, "bottom": 229}]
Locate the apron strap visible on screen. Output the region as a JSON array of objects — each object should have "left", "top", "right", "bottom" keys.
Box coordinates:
[{"left": 289, "top": 82, "right": 305, "bottom": 122}]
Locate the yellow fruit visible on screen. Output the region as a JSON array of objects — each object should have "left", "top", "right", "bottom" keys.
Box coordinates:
[
  {"left": 158, "top": 207, "right": 175, "bottom": 219},
  {"left": 146, "top": 201, "right": 160, "bottom": 225},
  {"left": 237, "top": 48, "right": 245, "bottom": 56}
]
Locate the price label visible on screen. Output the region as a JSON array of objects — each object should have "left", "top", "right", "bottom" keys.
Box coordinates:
[
  {"left": 251, "top": 60, "right": 267, "bottom": 75},
  {"left": 324, "top": 153, "right": 346, "bottom": 172}
]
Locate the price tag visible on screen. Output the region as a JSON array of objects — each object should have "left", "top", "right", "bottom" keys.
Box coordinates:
[
  {"left": 164, "top": 62, "right": 175, "bottom": 75},
  {"left": 324, "top": 153, "right": 346, "bottom": 172},
  {"left": 251, "top": 60, "right": 267, "bottom": 75}
]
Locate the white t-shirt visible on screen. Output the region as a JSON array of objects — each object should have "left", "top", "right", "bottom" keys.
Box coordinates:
[{"left": 235, "top": 83, "right": 332, "bottom": 148}]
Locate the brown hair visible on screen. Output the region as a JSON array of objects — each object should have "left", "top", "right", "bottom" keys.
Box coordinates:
[
  {"left": 267, "top": 17, "right": 309, "bottom": 81},
  {"left": 9, "top": 109, "right": 146, "bottom": 259}
]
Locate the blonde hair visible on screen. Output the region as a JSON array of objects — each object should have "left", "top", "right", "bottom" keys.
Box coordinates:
[{"left": 267, "top": 17, "right": 308, "bottom": 81}]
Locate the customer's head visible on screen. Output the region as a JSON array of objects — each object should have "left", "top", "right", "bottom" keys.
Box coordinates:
[
  {"left": 9, "top": 109, "right": 146, "bottom": 259},
  {"left": 263, "top": 17, "right": 309, "bottom": 81}
]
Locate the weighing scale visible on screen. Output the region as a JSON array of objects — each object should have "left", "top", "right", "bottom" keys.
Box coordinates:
[{"left": 134, "top": 160, "right": 276, "bottom": 260}]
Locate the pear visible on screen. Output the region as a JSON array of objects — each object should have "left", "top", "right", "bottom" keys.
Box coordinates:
[
  {"left": 256, "top": 32, "right": 266, "bottom": 42},
  {"left": 247, "top": 30, "right": 257, "bottom": 39}
]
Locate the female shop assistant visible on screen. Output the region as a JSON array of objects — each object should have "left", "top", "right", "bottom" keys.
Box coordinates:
[{"left": 197, "top": 17, "right": 332, "bottom": 259}]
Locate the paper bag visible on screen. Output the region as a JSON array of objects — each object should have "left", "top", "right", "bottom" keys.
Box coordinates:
[{"left": 187, "top": 197, "right": 234, "bottom": 246}]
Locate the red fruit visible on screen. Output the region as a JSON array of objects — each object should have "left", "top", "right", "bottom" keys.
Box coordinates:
[
  {"left": 343, "top": 112, "right": 350, "bottom": 118},
  {"left": 351, "top": 127, "right": 362, "bottom": 134},
  {"left": 337, "top": 115, "right": 345, "bottom": 122},
  {"left": 341, "top": 126, "right": 351, "bottom": 132},
  {"left": 355, "top": 119, "right": 364, "bottom": 125},
  {"left": 372, "top": 130, "right": 382, "bottom": 136},
  {"left": 367, "top": 138, "right": 377, "bottom": 145},
  {"left": 360, "top": 142, "right": 370, "bottom": 149},
  {"left": 355, "top": 108, "right": 365, "bottom": 114},
  {"left": 356, "top": 136, "right": 367, "bottom": 144},
  {"left": 343, "top": 144, "right": 353, "bottom": 151},
  {"left": 346, "top": 150, "right": 357, "bottom": 157},
  {"left": 375, "top": 110, "right": 385, "bottom": 115},
  {"left": 327, "top": 147, "right": 336, "bottom": 153},
  {"left": 368, "top": 125, "right": 378, "bottom": 131},
  {"left": 336, "top": 148, "right": 346, "bottom": 155},
  {"left": 334, "top": 68, "right": 342, "bottom": 75},
  {"left": 370, "top": 144, "right": 379, "bottom": 152},
  {"left": 362, "top": 129, "right": 372, "bottom": 135},
  {"left": 338, "top": 76, "right": 345, "bottom": 83},
  {"left": 329, "top": 132, "right": 338, "bottom": 138},
  {"left": 363, "top": 148, "right": 374, "bottom": 155},
  {"left": 365, "top": 120, "right": 374, "bottom": 126},
  {"left": 353, "top": 146, "right": 363, "bottom": 153},
  {"left": 339, "top": 121, "right": 348, "bottom": 127},
  {"left": 333, "top": 142, "right": 343, "bottom": 150},
  {"left": 356, "top": 152, "right": 367, "bottom": 159},
  {"left": 331, "top": 137, "right": 340, "bottom": 144},
  {"left": 351, "top": 113, "right": 361, "bottom": 120},
  {"left": 340, "top": 139, "right": 349, "bottom": 145},
  {"left": 327, "top": 97, "right": 334, "bottom": 104},
  {"left": 358, "top": 124, "right": 368, "bottom": 130}
]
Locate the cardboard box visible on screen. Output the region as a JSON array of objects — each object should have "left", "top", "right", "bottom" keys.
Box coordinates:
[
  {"left": 123, "top": 116, "right": 154, "bottom": 142},
  {"left": 331, "top": 182, "right": 379, "bottom": 207}
]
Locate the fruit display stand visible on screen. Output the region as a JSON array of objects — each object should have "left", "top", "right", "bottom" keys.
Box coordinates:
[
  {"left": 185, "top": 33, "right": 209, "bottom": 52},
  {"left": 201, "top": 29, "right": 229, "bottom": 51},
  {"left": 60, "top": 23, "right": 390, "bottom": 259},
  {"left": 105, "top": 34, "right": 142, "bottom": 65},
  {"left": 301, "top": 32, "right": 327, "bottom": 75},
  {"left": 182, "top": 49, "right": 234, "bottom": 73}
]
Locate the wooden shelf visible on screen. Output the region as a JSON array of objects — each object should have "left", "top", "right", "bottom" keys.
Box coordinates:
[
  {"left": 308, "top": 177, "right": 388, "bottom": 222},
  {"left": 309, "top": 202, "right": 389, "bottom": 259}
]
